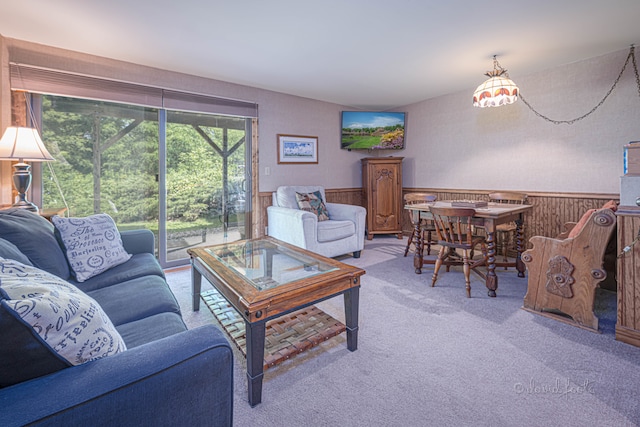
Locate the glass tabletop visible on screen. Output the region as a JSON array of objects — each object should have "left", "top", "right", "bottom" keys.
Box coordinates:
[{"left": 205, "top": 239, "right": 339, "bottom": 291}]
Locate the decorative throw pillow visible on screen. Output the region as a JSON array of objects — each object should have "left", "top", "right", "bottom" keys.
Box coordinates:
[
  {"left": 52, "top": 213, "right": 132, "bottom": 282},
  {"left": 295, "top": 191, "right": 330, "bottom": 221},
  {"left": 0, "top": 258, "right": 127, "bottom": 368}
]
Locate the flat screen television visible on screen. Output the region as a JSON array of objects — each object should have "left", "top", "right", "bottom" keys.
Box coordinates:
[{"left": 341, "top": 111, "right": 406, "bottom": 150}]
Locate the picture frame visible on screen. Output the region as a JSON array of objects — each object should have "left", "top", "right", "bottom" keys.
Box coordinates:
[{"left": 277, "top": 134, "right": 318, "bottom": 164}]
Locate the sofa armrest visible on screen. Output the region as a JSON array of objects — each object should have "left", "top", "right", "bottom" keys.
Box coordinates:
[
  {"left": 0, "top": 325, "right": 233, "bottom": 427},
  {"left": 121, "top": 229, "right": 155, "bottom": 255},
  {"left": 267, "top": 206, "right": 318, "bottom": 248}
]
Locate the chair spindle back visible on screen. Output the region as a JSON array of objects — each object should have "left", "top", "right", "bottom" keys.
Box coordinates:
[
  {"left": 488, "top": 192, "right": 528, "bottom": 205},
  {"left": 430, "top": 206, "right": 477, "bottom": 248}
]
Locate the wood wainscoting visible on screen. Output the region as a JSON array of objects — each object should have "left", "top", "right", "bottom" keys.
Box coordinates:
[
  {"left": 257, "top": 187, "right": 618, "bottom": 247},
  {"left": 402, "top": 188, "right": 619, "bottom": 249}
]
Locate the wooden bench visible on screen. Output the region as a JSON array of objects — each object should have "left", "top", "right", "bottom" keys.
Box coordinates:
[{"left": 521, "top": 207, "right": 617, "bottom": 331}]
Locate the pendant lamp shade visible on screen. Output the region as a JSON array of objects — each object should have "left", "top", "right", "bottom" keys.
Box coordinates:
[{"left": 472, "top": 56, "right": 519, "bottom": 108}]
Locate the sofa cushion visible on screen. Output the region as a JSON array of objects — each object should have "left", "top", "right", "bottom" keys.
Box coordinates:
[
  {"left": 0, "top": 208, "right": 69, "bottom": 279},
  {"left": 69, "top": 252, "right": 165, "bottom": 292},
  {"left": 296, "top": 191, "right": 330, "bottom": 221},
  {"left": 87, "top": 275, "right": 181, "bottom": 326},
  {"left": 0, "top": 259, "right": 126, "bottom": 387},
  {"left": 52, "top": 213, "right": 132, "bottom": 282},
  {"left": 275, "top": 186, "right": 327, "bottom": 209},
  {"left": 317, "top": 219, "right": 356, "bottom": 243},
  {"left": 0, "top": 237, "right": 33, "bottom": 266},
  {"left": 115, "top": 312, "right": 187, "bottom": 348}
]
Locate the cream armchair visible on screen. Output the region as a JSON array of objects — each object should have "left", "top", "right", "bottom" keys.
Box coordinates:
[{"left": 267, "top": 186, "right": 366, "bottom": 258}]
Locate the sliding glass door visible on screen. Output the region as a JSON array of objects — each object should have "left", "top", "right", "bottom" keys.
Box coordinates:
[
  {"left": 163, "top": 111, "right": 251, "bottom": 264},
  {"left": 38, "top": 94, "right": 251, "bottom": 268},
  {"left": 40, "top": 95, "right": 160, "bottom": 230}
]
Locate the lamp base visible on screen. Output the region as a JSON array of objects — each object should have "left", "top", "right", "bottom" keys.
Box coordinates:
[
  {"left": 11, "top": 199, "right": 38, "bottom": 213},
  {"left": 11, "top": 162, "right": 39, "bottom": 213}
]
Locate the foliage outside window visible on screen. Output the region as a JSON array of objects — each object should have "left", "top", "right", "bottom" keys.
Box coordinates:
[{"left": 40, "top": 95, "right": 248, "bottom": 261}]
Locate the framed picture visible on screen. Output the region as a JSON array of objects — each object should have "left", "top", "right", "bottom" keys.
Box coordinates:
[{"left": 277, "top": 134, "right": 318, "bottom": 164}]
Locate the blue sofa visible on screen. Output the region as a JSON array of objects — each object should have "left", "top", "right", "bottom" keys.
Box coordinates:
[{"left": 0, "top": 209, "right": 233, "bottom": 427}]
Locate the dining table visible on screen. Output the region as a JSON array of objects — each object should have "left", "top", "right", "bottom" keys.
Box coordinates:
[{"left": 405, "top": 200, "right": 534, "bottom": 297}]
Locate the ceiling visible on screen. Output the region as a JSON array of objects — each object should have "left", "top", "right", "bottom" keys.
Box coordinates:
[{"left": 2, "top": 1, "right": 640, "bottom": 110}]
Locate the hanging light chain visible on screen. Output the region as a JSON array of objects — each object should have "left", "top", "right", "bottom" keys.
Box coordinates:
[
  {"left": 493, "top": 56, "right": 507, "bottom": 76},
  {"left": 633, "top": 45, "right": 640, "bottom": 99},
  {"left": 517, "top": 45, "right": 640, "bottom": 125}
]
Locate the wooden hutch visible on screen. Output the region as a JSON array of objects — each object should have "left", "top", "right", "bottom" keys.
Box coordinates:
[{"left": 361, "top": 157, "right": 403, "bottom": 240}]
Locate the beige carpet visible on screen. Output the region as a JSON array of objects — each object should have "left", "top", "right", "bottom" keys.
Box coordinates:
[{"left": 166, "top": 236, "right": 639, "bottom": 427}]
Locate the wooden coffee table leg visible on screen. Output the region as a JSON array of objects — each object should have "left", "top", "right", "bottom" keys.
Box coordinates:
[
  {"left": 245, "top": 319, "right": 266, "bottom": 407},
  {"left": 344, "top": 286, "right": 360, "bottom": 351}
]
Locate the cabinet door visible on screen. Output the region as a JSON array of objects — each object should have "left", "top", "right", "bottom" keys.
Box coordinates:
[{"left": 372, "top": 164, "right": 399, "bottom": 231}]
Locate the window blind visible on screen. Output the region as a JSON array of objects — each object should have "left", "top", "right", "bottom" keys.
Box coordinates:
[
  {"left": 10, "top": 63, "right": 258, "bottom": 118},
  {"left": 163, "top": 90, "right": 258, "bottom": 118}
]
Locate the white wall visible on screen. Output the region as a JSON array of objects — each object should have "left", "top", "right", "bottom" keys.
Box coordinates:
[
  {"left": 253, "top": 92, "right": 365, "bottom": 190},
  {"left": 2, "top": 38, "right": 635, "bottom": 196},
  {"left": 401, "top": 48, "right": 638, "bottom": 194},
  {"left": 0, "top": 36, "right": 369, "bottom": 196}
]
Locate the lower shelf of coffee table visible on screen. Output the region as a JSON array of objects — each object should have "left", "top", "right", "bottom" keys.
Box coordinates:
[{"left": 201, "top": 288, "right": 346, "bottom": 370}]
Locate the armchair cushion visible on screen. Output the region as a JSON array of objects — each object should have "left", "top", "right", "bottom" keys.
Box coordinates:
[
  {"left": 317, "top": 220, "right": 355, "bottom": 242},
  {"left": 296, "top": 191, "right": 330, "bottom": 221}
]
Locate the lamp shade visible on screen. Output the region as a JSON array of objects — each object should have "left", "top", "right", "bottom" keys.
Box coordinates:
[
  {"left": 0, "top": 126, "right": 54, "bottom": 162},
  {"left": 472, "top": 75, "right": 519, "bottom": 108}
]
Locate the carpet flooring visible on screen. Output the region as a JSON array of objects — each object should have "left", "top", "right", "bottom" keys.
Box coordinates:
[{"left": 166, "top": 236, "right": 640, "bottom": 427}]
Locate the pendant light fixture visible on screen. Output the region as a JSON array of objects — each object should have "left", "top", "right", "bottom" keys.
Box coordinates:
[{"left": 472, "top": 55, "right": 519, "bottom": 108}]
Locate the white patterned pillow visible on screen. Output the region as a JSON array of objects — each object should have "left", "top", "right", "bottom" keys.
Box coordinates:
[
  {"left": 0, "top": 258, "right": 127, "bottom": 365},
  {"left": 52, "top": 213, "right": 132, "bottom": 282}
]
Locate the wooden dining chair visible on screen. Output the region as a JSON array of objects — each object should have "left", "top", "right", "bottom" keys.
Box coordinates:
[
  {"left": 403, "top": 193, "right": 437, "bottom": 257},
  {"left": 488, "top": 191, "right": 528, "bottom": 265},
  {"left": 430, "top": 206, "right": 488, "bottom": 298}
]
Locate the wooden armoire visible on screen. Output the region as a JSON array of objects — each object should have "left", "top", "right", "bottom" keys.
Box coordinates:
[{"left": 361, "top": 157, "right": 403, "bottom": 240}]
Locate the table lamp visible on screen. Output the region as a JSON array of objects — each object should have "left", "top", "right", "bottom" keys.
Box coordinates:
[{"left": 0, "top": 126, "right": 54, "bottom": 212}]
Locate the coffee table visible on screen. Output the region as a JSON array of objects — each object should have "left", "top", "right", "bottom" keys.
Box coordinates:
[{"left": 188, "top": 237, "right": 365, "bottom": 406}]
